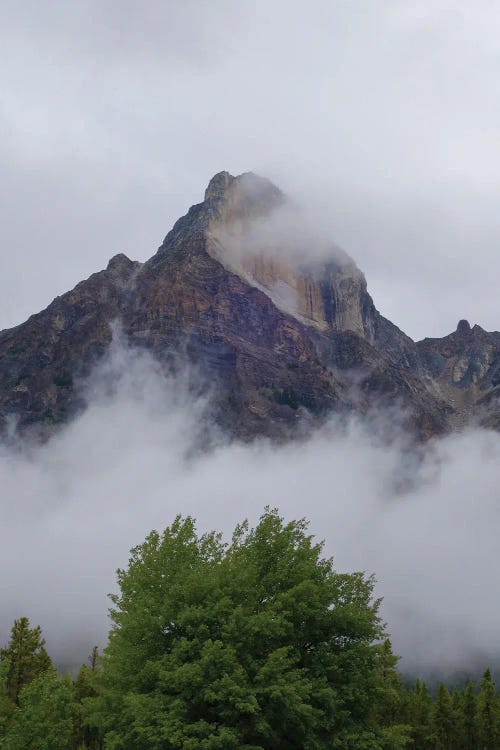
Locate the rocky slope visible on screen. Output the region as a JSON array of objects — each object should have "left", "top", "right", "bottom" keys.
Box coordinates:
[
  {"left": 0, "top": 171, "right": 498, "bottom": 441},
  {"left": 417, "top": 320, "right": 500, "bottom": 431}
]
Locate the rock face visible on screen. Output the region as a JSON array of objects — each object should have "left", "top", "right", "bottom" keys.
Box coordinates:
[
  {"left": 417, "top": 321, "right": 500, "bottom": 431},
  {"left": 0, "top": 171, "right": 498, "bottom": 441}
]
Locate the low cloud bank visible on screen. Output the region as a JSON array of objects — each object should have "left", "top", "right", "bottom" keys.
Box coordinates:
[{"left": 1, "top": 344, "right": 499, "bottom": 677}]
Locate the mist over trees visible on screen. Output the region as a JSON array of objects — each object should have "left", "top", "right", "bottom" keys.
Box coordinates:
[{"left": 1, "top": 510, "right": 500, "bottom": 749}]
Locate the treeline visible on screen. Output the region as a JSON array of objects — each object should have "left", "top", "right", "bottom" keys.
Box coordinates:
[
  {"left": 0, "top": 618, "right": 99, "bottom": 749},
  {"left": 1, "top": 510, "right": 499, "bottom": 749},
  {"left": 386, "top": 669, "right": 500, "bottom": 749}
]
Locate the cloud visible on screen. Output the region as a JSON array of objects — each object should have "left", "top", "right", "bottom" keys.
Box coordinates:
[
  {"left": 211, "top": 194, "right": 348, "bottom": 267},
  {"left": 1, "top": 342, "right": 499, "bottom": 677}
]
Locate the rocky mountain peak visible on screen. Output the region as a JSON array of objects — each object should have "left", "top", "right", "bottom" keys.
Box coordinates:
[
  {"left": 106, "top": 253, "right": 141, "bottom": 286},
  {"left": 0, "top": 170, "right": 498, "bottom": 441},
  {"left": 204, "top": 170, "right": 234, "bottom": 202},
  {"left": 203, "top": 173, "right": 374, "bottom": 338},
  {"left": 456, "top": 319, "right": 471, "bottom": 335},
  {"left": 106, "top": 252, "right": 133, "bottom": 270},
  {"left": 203, "top": 170, "right": 284, "bottom": 223}
]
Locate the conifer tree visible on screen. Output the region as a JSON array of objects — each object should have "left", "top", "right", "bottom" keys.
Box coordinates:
[
  {"left": 478, "top": 668, "right": 499, "bottom": 750},
  {"left": 407, "top": 679, "right": 433, "bottom": 750},
  {"left": 462, "top": 683, "right": 478, "bottom": 750},
  {"left": 0, "top": 618, "right": 52, "bottom": 704},
  {"left": 432, "top": 683, "right": 455, "bottom": 750},
  {"left": 371, "top": 639, "right": 404, "bottom": 727},
  {"left": 74, "top": 660, "right": 100, "bottom": 749},
  {"left": 89, "top": 645, "right": 99, "bottom": 671},
  {"left": 449, "top": 688, "right": 465, "bottom": 750}
]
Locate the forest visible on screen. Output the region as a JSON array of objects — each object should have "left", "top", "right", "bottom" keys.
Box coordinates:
[{"left": 0, "top": 509, "right": 498, "bottom": 750}]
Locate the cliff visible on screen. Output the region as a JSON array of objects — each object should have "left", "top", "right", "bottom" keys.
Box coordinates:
[{"left": 0, "top": 171, "right": 498, "bottom": 441}]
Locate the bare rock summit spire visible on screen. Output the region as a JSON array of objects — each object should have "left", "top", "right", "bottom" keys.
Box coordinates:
[{"left": 0, "top": 170, "right": 498, "bottom": 440}]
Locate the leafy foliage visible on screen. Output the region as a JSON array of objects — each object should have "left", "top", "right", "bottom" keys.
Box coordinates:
[
  {"left": 0, "top": 660, "right": 16, "bottom": 739},
  {"left": 0, "top": 667, "right": 76, "bottom": 750},
  {"left": 1, "top": 513, "right": 500, "bottom": 750},
  {"left": 86, "top": 509, "right": 397, "bottom": 749}
]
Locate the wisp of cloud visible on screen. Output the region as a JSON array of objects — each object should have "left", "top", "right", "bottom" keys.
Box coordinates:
[{"left": 0, "top": 342, "right": 499, "bottom": 678}]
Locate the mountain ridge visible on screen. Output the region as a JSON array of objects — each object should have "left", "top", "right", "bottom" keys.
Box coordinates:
[{"left": 1, "top": 171, "right": 498, "bottom": 440}]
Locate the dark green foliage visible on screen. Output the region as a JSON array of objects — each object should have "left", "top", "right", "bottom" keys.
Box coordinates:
[
  {"left": 0, "top": 618, "right": 52, "bottom": 705},
  {"left": 406, "top": 679, "right": 433, "bottom": 750},
  {"left": 461, "top": 683, "right": 478, "bottom": 750},
  {"left": 85, "top": 509, "right": 397, "bottom": 749},
  {"left": 449, "top": 689, "right": 465, "bottom": 749},
  {"left": 432, "top": 683, "right": 455, "bottom": 750},
  {"left": 401, "top": 675, "right": 500, "bottom": 750},
  {"left": 478, "top": 669, "right": 499, "bottom": 750},
  {"left": 0, "top": 659, "right": 16, "bottom": 738},
  {"left": 74, "top": 659, "right": 102, "bottom": 750},
  {"left": 0, "top": 667, "right": 76, "bottom": 750},
  {"left": 88, "top": 646, "right": 99, "bottom": 672},
  {"left": 371, "top": 640, "right": 406, "bottom": 728},
  {"left": 3, "top": 517, "right": 500, "bottom": 750}
]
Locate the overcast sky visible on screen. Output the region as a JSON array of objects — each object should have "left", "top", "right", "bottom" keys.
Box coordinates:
[{"left": 1, "top": 1, "right": 499, "bottom": 338}]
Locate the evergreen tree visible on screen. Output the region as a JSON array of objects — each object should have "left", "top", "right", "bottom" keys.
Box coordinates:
[
  {"left": 88, "top": 646, "right": 99, "bottom": 672},
  {"left": 0, "top": 618, "right": 52, "bottom": 705},
  {"left": 371, "top": 640, "right": 405, "bottom": 727},
  {"left": 432, "top": 683, "right": 455, "bottom": 750},
  {"left": 86, "top": 509, "right": 402, "bottom": 749},
  {"left": 450, "top": 688, "right": 464, "bottom": 750},
  {"left": 462, "top": 683, "right": 478, "bottom": 750},
  {"left": 478, "top": 668, "right": 499, "bottom": 750},
  {"left": 407, "top": 679, "right": 433, "bottom": 750},
  {"left": 74, "top": 663, "right": 101, "bottom": 749}
]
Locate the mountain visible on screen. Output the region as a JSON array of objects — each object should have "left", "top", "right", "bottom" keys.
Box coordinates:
[{"left": 0, "top": 171, "right": 498, "bottom": 441}]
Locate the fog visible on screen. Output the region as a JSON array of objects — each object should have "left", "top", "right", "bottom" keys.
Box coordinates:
[
  {"left": 211, "top": 192, "right": 352, "bottom": 268},
  {"left": 1, "top": 342, "right": 499, "bottom": 678}
]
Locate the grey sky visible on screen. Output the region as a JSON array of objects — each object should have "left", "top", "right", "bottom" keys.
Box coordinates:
[{"left": 1, "top": 1, "right": 499, "bottom": 338}]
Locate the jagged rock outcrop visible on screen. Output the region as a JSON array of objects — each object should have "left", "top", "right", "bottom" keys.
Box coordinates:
[
  {"left": 417, "top": 320, "right": 500, "bottom": 430},
  {"left": 0, "top": 171, "right": 497, "bottom": 441}
]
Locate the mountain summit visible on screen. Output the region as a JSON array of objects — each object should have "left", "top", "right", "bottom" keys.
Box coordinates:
[{"left": 0, "top": 172, "right": 499, "bottom": 440}]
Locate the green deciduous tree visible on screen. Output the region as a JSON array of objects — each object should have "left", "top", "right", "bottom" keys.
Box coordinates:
[
  {"left": 0, "top": 667, "right": 76, "bottom": 750},
  {"left": 86, "top": 509, "right": 398, "bottom": 749},
  {"left": 0, "top": 658, "right": 16, "bottom": 739},
  {"left": 0, "top": 618, "right": 52, "bottom": 705}
]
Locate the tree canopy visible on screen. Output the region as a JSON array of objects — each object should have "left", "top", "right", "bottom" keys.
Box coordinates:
[
  {"left": 86, "top": 508, "right": 403, "bottom": 749},
  {"left": 1, "top": 511, "right": 500, "bottom": 750},
  {"left": 1, "top": 667, "right": 76, "bottom": 750}
]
